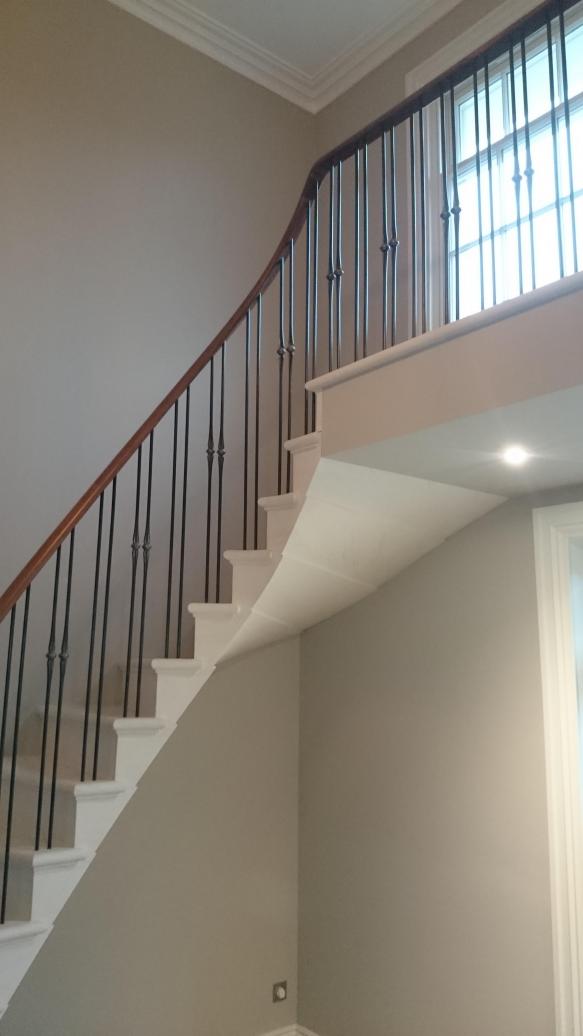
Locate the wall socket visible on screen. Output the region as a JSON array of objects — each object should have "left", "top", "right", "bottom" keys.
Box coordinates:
[{"left": 272, "top": 981, "right": 287, "bottom": 1003}]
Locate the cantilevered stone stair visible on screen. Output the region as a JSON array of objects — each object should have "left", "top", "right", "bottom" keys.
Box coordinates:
[{"left": 0, "top": 425, "right": 502, "bottom": 1017}]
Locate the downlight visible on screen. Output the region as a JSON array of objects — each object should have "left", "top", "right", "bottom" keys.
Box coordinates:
[{"left": 500, "top": 445, "right": 531, "bottom": 466}]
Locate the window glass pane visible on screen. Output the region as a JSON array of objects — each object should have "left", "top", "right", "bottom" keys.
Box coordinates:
[
  {"left": 512, "top": 45, "right": 553, "bottom": 127},
  {"left": 458, "top": 78, "right": 504, "bottom": 162},
  {"left": 565, "top": 21, "right": 583, "bottom": 98}
]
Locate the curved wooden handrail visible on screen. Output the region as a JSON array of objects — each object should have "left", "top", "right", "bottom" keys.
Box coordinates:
[{"left": 0, "top": 0, "right": 559, "bottom": 623}]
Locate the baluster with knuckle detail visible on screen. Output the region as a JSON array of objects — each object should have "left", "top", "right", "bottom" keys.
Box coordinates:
[
  {"left": 558, "top": 0, "right": 578, "bottom": 272},
  {"left": 287, "top": 240, "right": 295, "bottom": 491},
  {"left": 335, "top": 162, "right": 343, "bottom": 368},
  {"left": 36, "top": 547, "right": 62, "bottom": 848},
  {"left": 509, "top": 42, "right": 525, "bottom": 296},
  {"left": 439, "top": 92, "right": 451, "bottom": 324},
  {"left": 546, "top": 15, "right": 565, "bottom": 280},
  {"left": 484, "top": 58, "right": 497, "bottom": 307},
  {"left": 304, "top": 203, "right": 312, "bottom": 433},
  {"left": 1, "top": 588, "right": 30, "bottom": 923},
  {"left": 277, "top": 257, "right": 286, "bottom": 494},
  {"left": 254, "top": 295, "right": 262, "bottom": 549},
  {"left": 449, "top": 86, "right": 461, "bottom": 322},
  {"left": 123, "top": 447, "right": 142, "bottom": 716},
  {"left": 215, "top": 345, "right": 226, "bottom": 603},
  {"left": 327, "top": 167, "right": 335, "bottom": 371},
  {"left": 311, "top": 186, "right": 319, "bottom": 428},
  {"left": 135, "top": 432, "right": 153, "bottom": 716},
  {"left": 381, "top": 131, "right": 390, "bottom": 348},
  {"left": 205, "top": 362, "right": 215, "bottom": 603},
  {"left": 48, "top": 531, "right": 75, "bottom": 848},
  {"left": 176, "top": 388, "right": 190, "bottom": 653},
  {"left": 93, "top": 478, "right": 116, "bottom": 781},
  {"left": 520, "top": 38, "right": 536, "bottom": 292}
]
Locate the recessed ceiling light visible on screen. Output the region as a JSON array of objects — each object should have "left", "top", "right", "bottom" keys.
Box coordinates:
[{"left": 501, "top": 445, "right": 531, "bottom": 466}]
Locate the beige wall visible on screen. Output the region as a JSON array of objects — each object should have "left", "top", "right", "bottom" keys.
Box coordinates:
[
  {"left": 314, "top": 0, "right": 512, "bottom": 152},
  {"left": 297, "top": 489, "right": 583, "bottom": 1036},
  {"left": 0, "top": 0, "right": 315, "bottom": 591},
  {"left": 2, "top": 637, "right": 300, "bottom": 1036}
]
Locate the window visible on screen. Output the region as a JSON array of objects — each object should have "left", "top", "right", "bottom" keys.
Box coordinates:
[{"left": 449, "top": 12, "right": 583, "bottom": 319}]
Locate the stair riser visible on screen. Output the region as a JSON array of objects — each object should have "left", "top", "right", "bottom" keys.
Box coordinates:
[
  {"left": 0, "top": 929, "right": 51, "bottom": 1005},
  {"left": 111, "top": 728, "right": 171, "bottom": 784},
  {"left": 153, "top": 677, "right": 209, "bottom": 725},
  {"left": 3, "top": 854, "right": 93, "bottom": 924},
  {"left": 193, "top": 617, "right": 245, "bottom": 664},
  {"left": 230, "top": 563, "right": 277, "bottom": 608},
  {"left": 264, "top": 508, "right": 299, "bottom": 553},
  {"left": 289, "top": 446, "right": 320, "bottom": 497},
  {"left": 73, "top": 787, "right": 135, "bottom": 849}
]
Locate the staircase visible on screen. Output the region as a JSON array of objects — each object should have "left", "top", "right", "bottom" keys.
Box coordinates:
[{"left": 2, "top": 0, "right": 582, "bottom": 1021}]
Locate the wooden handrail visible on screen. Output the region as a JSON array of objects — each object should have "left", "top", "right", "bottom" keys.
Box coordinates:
[{"left": 0, "top": 0, "right": 565, "bottom": 623}]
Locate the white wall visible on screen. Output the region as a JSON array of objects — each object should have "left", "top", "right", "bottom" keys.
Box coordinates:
[
  {"left": 2, "top": 637, "right": 300, "bottom": 1036},
  {"left": 298, "top": 488, "right": 583, "bottom": 1036}
]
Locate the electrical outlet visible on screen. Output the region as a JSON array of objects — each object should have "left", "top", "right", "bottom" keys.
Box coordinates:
[{"left": 272, "top": 980, "right": 287, "bottom": 1003}]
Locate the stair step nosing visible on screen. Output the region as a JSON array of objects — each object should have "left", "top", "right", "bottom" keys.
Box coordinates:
[
  {"left": 0, "top": 922, "right": 51, "bottom": 945},
  {"left": 258, "top": 492, "right": 298, "bottom": 511}
]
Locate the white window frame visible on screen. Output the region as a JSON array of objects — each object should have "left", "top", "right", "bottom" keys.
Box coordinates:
[{"left": 534, "top": 502, "right": 583, "bottom": 1036}]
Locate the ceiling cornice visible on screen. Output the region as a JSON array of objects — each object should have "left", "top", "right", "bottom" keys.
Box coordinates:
[{"left": 108, "top": 0, "right": 464, "bottom": 114}]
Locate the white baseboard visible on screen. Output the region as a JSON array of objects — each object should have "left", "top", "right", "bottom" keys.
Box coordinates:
[{"left": 262, "top": 1026, "right": 321, "bottom": 1036}]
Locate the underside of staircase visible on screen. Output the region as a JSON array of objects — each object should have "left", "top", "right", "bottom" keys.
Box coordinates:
[{"left": 0, "top": 417, "right": 504, "bottom": 1015}]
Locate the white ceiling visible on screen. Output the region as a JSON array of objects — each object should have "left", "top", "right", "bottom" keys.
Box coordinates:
[{"left": 108, "top": 0, "right": 462, "bottom": 112}]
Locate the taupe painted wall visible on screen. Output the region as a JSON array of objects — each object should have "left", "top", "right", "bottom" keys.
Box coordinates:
[
  {"left": 2, "top": 637, "right": 300, "bottom": 1036},
  {"left": 0, "top": 0, "right": 315, "bottom": 591},
  {"left": 297, "top": 491, "right": 581, "bottom": 1036}
]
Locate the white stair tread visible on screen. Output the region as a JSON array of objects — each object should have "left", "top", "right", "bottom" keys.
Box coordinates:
[
  {"left": 224, "top": 549, "right": 273, "bottom": 566},
  {"left": 284, "top": 430, "right": 321, "bottom": 453},
  {"left": 151, "top": 658, "right": 205, "bottom": 675},
  {"left": 187, "top": 603, "right": 241, "bottom": 620},
  {"left": 0, "top": 921, "right": 50, "bottom": 945},
  {"left": 37, "top": 704, "right": 166, "bottom": 732},
  {"left": 259, "top": 492, "right": 297, "bottom": 511}
]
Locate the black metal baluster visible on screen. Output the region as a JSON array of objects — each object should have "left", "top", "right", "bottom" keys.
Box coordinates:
[
  {"left": 123, "top": 446, "right": 142, "bottom": 717},
  {"left": 547, "top": 14, "right": 565, "bottom": 279},
  {"left": 449, "top": 86, "right": 461, "bottom": 321},
  {"left": 327, "top": 167, "right": 335, "bottom": 371},
  {"left": 409, "top": 118, "right": 417, "bottom": 338},
  {"left": 473, "top": 70, "right": 486, "bottom": 310},
  {"left": 215, "top": 345, "right": 226, "bottom": 603},
  {"left": 0, "top": 608, "right": 15, "bottom": 813},
  {"left": 243, "top": 312, "right": 251, "bottom": 547},
  {"left": 1, "top": 588, "right": 30, "bottom": 923},
  {"left": 354, "top": 150, "right": 360, "bottom": 360},
  {"left": 558, "top": 0, "right": 578, "bottom": 272},
  {"left": 176, "top": 387, "right": 190, "bottom": 649},
  {"left": 335, "top": 162, "right": 343, "bottom": 368},
  {"left": 381, "top": 132, "right": 390, "bottom": 348},
  {"left": 135, "top": 431, "right": 153, "bottom": 717},
  {"left": 93, "top": 478, "right": 116, "bottom": 781},
  {"left": 418, "top": 108, "right": 427, "bottom": 333},
  {"left": 509, "top": 42, "right": 525, "bottom": 295},
  {"left": 389, "top": 126, "right": 399, "bottom": 345},
  {"left": 363, "top": 144, "right": 369, "bottom": 356},
  {"left": 304, "top": 202, "right": 312, "bottom": 434},
  {"left": 47, "top": 531, "right": 74, "bottom": 848},
  {"left": 311, "top": 187, "right": 319, "bottom": 430},
  {"left": 35, "top": 547, "right": 61, "bottom": 848},
  {"left": 439, "top": 92, "right": 451, "bottom": 324},
  {"left": 205, "top": 363, "right": 215, "bottom": 602},
  {"left": 277, "top": 257, "right": 286, "bottom": 494},
  {"left": 164, "top": 401, "right": 178, "bottom": 659},
  {"left": 519, "top": 37, "right": 536, "bottom": 291},
  {"left": 484, "top": 58, "right": 497, "bottom": 306},
  {"left": 254, "top": 295, "right": 262, "bottom": 549},
  {"left": 287, "top": 239, "right": 296, "bottom": 492},
  {"left": 81, "top": 496, "right": 104, "bottom": 780}
]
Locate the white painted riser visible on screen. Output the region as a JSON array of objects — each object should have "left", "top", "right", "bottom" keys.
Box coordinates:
[{"left": 0, "top": 425, "right": 503, "bottom": 1021}]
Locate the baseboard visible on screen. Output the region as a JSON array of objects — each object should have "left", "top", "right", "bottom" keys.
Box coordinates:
[{"left": 261, "top": 1026, "right": 321, "bottom": 1036}]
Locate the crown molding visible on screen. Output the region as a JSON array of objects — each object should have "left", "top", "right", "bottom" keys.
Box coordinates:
[{"left": 108, "top": 0, "right": 466, "bottom": 114}]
